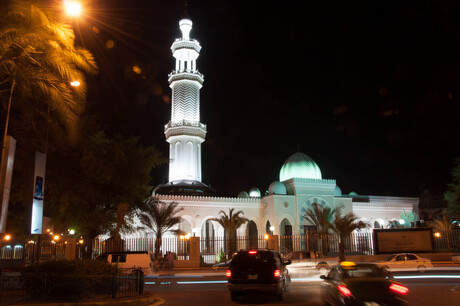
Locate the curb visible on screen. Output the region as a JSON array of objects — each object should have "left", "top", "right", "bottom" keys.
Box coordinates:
[{"left": 11, "top": 293, "right": 160, "bottom": 306}]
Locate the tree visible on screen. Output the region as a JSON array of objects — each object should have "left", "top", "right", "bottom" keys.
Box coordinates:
[
  {"left": 400, "top": 209, "right": 419, "bottom": 228},
  {"left": 331, "top": 212, "right": 367, "bottom": 262},
  {"left": 40, "top": 131, "right": 165, "bottom": 256},
  {"left": 0, "top": 0, "right": 98, "bottom": 143},
  {"left": 303, "top": 203, "right": 337, "bottom": 257},
  {"left": 445, "top": 157, "right": 460, "bottom": 218},
  {"left": 432, "top": 213, "right": 455, "bottom": 253},
  {"left": 211, "top": 208, "right": 248, "bottom": 260},
  {"left": 137, "top": 198, "right": 183, "bottom": 258}
]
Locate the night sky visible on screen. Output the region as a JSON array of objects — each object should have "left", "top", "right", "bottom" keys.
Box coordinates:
[{"left": 78, "top": 0, "right": 460, "bottom": 198}]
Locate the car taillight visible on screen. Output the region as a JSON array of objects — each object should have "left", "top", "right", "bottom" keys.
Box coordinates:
[
  {"left": 226, "top": 270, "right": 232, "bottom": 278},
  {"left": 389, "top": 283, "right": 409, "bottom": 295},
  {"left": 248, "top": 250, "right": 257, "bottom": 254},
  {"left": 274, "top": 269, "right": 281, "bottom": 278},
  {"left": 337, "top": 285, "right": 352, "bottom": 297}
]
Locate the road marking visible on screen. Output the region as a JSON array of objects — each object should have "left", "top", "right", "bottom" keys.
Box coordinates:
[
  {"left": 177, "top": 280, "right": 228, "bottom": 284},
  {"left": 292, "top": 278, "right": 323, "bottom": 282},
  {"left": 145, "top": 275, "right": 205, "bottom": 279},
  {"left": 395, "top": 275, "right": 460, "bottom": 279}
]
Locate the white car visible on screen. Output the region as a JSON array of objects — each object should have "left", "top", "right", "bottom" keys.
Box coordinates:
[
  {"left": 375, "top": 253, "right": 433, "bottom": 272},
  {"left": 284, "top": 251, "right": 339, "bottom": 275}
]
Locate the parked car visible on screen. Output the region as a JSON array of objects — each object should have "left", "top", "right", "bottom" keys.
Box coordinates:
[
  {"left": 227, "top": 249, "right": 291, "bottom": 301},
  {"left": 375, "top": 253, "right": 433, "bottom": 273},
  {"left": 96, "top": 251, "right": 153, "bottom": 272},
  {"left": 212, "top": 259, "right": 232, "bottom": 270},
  {"left": 321, "top": 261, "right": 409, "bottom": 306},
  {"left": 284, "top": 251, "right": 339, "bottom": 275}
]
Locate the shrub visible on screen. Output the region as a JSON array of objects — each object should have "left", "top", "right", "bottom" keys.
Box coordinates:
[
  {"left": 216, "top": 248, "right": 226, "bottom": 263},
  {"left": 22, "top": 259, "right": 117, "bottom": 299}
]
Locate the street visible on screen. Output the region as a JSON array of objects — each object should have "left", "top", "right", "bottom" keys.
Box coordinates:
[{"left": 145, "top": 272, "right": 460, "bottom": 305}]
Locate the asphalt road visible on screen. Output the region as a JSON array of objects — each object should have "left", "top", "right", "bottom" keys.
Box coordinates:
[{"left": 145, "top": 273, "right": 460, "bottom": 305}]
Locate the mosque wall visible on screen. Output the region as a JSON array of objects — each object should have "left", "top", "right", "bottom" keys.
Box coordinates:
[{"left": 352, "top": 196, "right": 419, "bottom": 228}]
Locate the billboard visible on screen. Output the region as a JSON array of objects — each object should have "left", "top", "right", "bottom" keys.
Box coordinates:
[
  {"left": 373, "top": 228, "right": 434, "bottom": 254},
  {"left": 30, "top": 152, "right": 46, "bottom": 234}
]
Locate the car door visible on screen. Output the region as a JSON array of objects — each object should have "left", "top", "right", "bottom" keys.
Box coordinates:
[
  {"left": 405, "top": 254, "right": 419, "bottom": 269},
  {"left": 392, "top": 254, "right": 407, "bottom": 271}
]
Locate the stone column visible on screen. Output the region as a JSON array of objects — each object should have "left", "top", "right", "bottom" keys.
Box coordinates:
[
  {"left": 267, "top": 235, "right": 279, "bottom": 252},
  {"left": 65, "top": 238, "right": 77, "bottom": 260},
  {"left": 189, "top": 236, "right": 200, "bottom": 266}
]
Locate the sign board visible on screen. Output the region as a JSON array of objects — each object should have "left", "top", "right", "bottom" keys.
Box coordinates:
[
  {"left": 373, "top": 228, "right": 433, "bottom": 254},
  {"left": 30, "top": 152, "right": 46, "bottom": 234}
]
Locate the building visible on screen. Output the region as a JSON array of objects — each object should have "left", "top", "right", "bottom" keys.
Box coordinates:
[{"left": 138, "top": 18, "right": 419, "bottom": 242}]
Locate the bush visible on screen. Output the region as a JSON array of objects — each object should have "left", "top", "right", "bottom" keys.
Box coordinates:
[
  {"left": 216, "top": 248, "right": 226, "bottom": 263},
  {"left": 22, "top": 259, "right": 117, "bottom": 299}
]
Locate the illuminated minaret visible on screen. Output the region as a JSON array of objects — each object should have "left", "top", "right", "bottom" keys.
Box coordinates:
[{"left": 165, "top": 19, "right": 206, "bottom": 184}]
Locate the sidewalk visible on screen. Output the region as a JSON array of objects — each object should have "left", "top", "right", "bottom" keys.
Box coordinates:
[{"left": 8, "top": 293, "right": 162, "bottom": 306}]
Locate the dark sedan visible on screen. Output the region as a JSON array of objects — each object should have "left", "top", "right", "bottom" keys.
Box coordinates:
[
  {"left": 321, "top": 261, "right": 409, "bottom": 306},
  {"left": 227, "top": 249, "right": 291, "bottom": 301}
]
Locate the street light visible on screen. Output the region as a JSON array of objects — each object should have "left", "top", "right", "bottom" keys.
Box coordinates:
[
  {"left": 70, "top": 80, "right": 81, "bottom": 87},
  {"left": 3, "top": 234, "right": 11, "bottom": 241},
  {"left": 64, "top": 1, "right": 83, "bottom": 17}
]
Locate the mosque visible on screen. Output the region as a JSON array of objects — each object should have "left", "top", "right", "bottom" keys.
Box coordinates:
[{"left": 147, "top": 18, "right": 419, "bottom": 241}]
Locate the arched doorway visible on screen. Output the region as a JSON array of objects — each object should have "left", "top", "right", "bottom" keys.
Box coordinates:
[
  {"left": 201, "top": 220, "right": 215, "bottom": 254},
  {"left": 246, "top": 221, "right": 258, "bottom": 249},
  {"left": 266, "top": 220, "right": 271, "bottom": 234},
  {"left": 280, "top": 218, "right": 293, "bottom": 254},
  {"left": 179, "top": 219, "right": 192, "bottom": 235}
]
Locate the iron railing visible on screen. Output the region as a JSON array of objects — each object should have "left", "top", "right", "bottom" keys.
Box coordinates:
[{"left": 0, "top": 268, "right": 143, "bottom": 301}]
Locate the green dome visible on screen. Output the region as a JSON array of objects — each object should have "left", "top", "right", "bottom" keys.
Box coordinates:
[{"left": 279, "top": 152, "right": 322, "bottom": 181}]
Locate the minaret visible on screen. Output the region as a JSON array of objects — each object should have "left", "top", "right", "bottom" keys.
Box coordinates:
[{"left": 165, "top": 18, "right": 205, "bottom": 182}]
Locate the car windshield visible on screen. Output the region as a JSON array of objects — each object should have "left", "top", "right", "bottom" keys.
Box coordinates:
[
  {"left": 384, "top": 255, "right": 395, "bottom": 261},
  {"left": 232, "top": 251, "right": 276, "bottom": 268},
  {"left": 96, "top": 254, "right": 108, "bottom": 262},
  {"left": 342, "top": 266, "right": 385, "bottom": 278}
]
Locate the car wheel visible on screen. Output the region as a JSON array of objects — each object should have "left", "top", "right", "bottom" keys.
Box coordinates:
[
  {"left": 230, "top": 291, "right": 242, "bottom": 301},
  {"left": 417, "top": 265, "right": 426, "bottom": 273}
]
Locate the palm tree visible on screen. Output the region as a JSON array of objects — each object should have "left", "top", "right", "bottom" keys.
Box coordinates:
[
  {"left": 433, "top": 214, "right": 455, "bottom": 252},
  {"left": 303, "top": 203, "right": 337, "bottom": 257},
  {"left": 0, "top": 0, "right": 98, "bottom": 144},
  {"left": 331, "top": 212, "right": 367, "bottom": 262},
  {"left": 138, "top": 197, "right": 183, "bottom": 258},
  {"left": 211, "top": 208, "right": 248, "bottom": 260}
]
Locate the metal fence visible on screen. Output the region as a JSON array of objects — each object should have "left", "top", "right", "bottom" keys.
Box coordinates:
[
  {"left": 0, "top": 268, "right": 143, "bottom": 302},
  {"left": 433, "top": 229, "right": 460, "bottom": 253},
  {"left": 200, "top": 235, "right": 268, "bottom": 264},
  {"left": 3, "top": 229, "right": 459, "bottom": 268},
  {"left": 280, "top": 232, "right": 374, "bottom": 257},
  {"left": 0, "top": 240, "right": 68, "bottom": 269},
  {"left": 94, "top": 236, "right": 191, "bottom": 260}
]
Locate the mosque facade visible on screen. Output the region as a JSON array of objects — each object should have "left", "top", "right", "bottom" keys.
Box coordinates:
[{"left": 146, "top": 18, "right": 419, "bottom": 240}]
